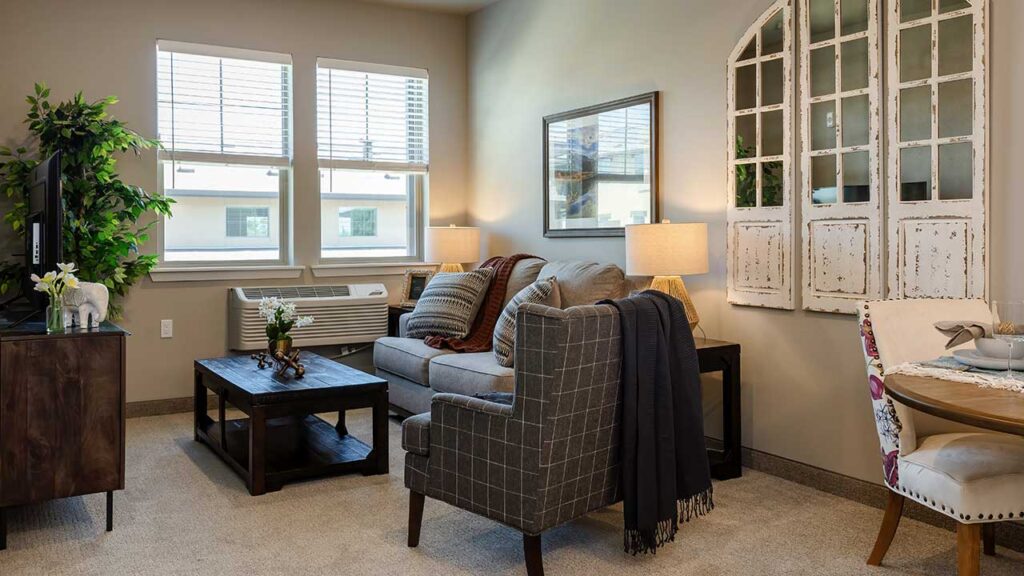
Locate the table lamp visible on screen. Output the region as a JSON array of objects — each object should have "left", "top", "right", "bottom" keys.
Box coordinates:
[
  {"left": 425, "top": 225, "right": 481, "bottom": 273},
  {"left": 625, "top": 221, "right": 709, "bottom": 330}
]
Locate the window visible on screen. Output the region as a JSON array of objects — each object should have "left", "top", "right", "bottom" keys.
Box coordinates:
[
  {"left": 339, "top": 208, "right": 378, "bottom": 237},
  {"left": 317, "top": 58, "right": 428, "bottom": 260},
  {"left": 157, "top": 40, "right": 292, "bottom": 263},
  {"left": 227, "top": 207, "right": 271, "bottom": 238}
]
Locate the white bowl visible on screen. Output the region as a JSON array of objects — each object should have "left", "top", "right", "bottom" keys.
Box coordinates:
[{"left": 975, "top": 337, "right": 1024, "bottom": 359}]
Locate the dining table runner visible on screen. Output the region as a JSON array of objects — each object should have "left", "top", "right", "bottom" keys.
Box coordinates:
[{"left": 887, "top": 356, "right": 1024, "bottom": 394}]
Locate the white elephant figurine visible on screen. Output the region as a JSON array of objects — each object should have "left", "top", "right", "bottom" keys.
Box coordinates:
[{"left": 62, "top": 282, "right": 110, "bottom": 328}]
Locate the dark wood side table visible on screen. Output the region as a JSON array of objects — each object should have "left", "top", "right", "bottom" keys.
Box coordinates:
[
  {"left": 696, "top": 338, "right": 742, "bottom": 480},
  {"left": 193, "top": 352, "right": 389, "bottom": 496},
  {"left": 388, "top": 305, "right": 415, "bottom": 337}
]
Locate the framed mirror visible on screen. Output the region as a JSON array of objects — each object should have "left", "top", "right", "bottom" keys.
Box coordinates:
[{"left": 543, "top": 92, "right": 659, "bottom": 238}]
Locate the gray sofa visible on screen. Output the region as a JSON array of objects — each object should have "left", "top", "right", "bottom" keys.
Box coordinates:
[{"left": 374, "top": 259, "right": 632, "bottom": 415}]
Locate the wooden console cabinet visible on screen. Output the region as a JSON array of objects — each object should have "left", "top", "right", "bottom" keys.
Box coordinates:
[{"left": 0, "top": 322, "right": 127, "bottom": 550}]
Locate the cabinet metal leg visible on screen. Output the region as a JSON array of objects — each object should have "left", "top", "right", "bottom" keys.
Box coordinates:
[{"left": 106, "top": 491, "right": 113, "bottom": 532}]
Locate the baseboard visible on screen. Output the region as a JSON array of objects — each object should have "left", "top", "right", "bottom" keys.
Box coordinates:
[
  {"left": 742, "top": 447, "right": 1024, "bottom": 553},
  {"left": 126, "top": 395, "right": 216, "bottom": 419}
]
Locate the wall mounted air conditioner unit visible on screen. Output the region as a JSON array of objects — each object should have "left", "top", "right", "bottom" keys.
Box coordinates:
[{"left": 228, "top": 284, "right": 388, "bottom": 351}]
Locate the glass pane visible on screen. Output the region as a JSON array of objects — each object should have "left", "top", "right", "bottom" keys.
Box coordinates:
[
  {"left": 939, "top": 79, "right": 973, "bottom": 138},
  {"left": 735, "top": 114, "right": 757, "bottom": 159},
  {"left": 739, "top": 37, "right": 757, "bottom": 61},
  {"left": 736, "top": 164, "right": 757, "bottom": 207},
  {"left": 900, "top": 25, "right": 932, "bottom": 83},
  {"left": 811, "top": 46, "right": 836, "bottom": 98},
  {"left": 939, "top": 15, "right": 973, "bottom": 76},
  {"left": 762, "top": 59, "right": 784, "bottom": 106},
  {"left": 842, "top": 95, "right": 870, "bottom": 147},
  {"left": 811, "top": 155, "right": 838, "bottom": 205},
  {"left": 939, "top": 0, "right": 972, "bottom": 14},
  {"left": 900, "top": 85, "right": 932, "bottom": 142},
  {"left": 163, "top": 163, "right": 281, "bottom": 262},
  {"left": 762, "top": 162, "right": 784, "bottom": 206},
  {"left": 843, "top": 151, "right": 871, "bottom": 203},
  {"left": 761, "top": 110, "right": 784, "bottom": 157},
  {"left": 939, "top": 142, "right": 973, "bottom": 199},
  {"left": 841, "top": 38, "right": 869, "bottom": 92},
  {"left": 900, "top": 146, "right": 932, "bottom": 201},
  {"left": 736, "top": 64, "right": 757, "bottom": 110},
  {"left": 811, "top": 101, "right": 837, "bottom": 151},
  {"left": 810, "top": 0, "right": 836, "bottom": 43},
  {"left": 762, "top": 10, "right": 785, "bottom": 56},
  {"left": 320, "top": 169, "right": 415, "bottom": 258},
  {"left": 902, "top": 0, "right": 932, "bottom": 22},
  {"left": 841, "top": 0, "right": 869, "bottom": 35}
]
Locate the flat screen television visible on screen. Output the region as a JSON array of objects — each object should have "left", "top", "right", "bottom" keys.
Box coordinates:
[{"left": 23, "top": 151, "right": 64, "bottom": 309}]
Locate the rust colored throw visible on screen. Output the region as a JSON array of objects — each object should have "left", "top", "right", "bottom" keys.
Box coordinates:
[{"left": 424, "top": 254, "right": 541, "bottom": 352}]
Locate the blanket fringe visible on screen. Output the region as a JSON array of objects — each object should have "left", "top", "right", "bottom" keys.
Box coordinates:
[{"left": 623, "top": 487, "right": 715, "bottom": 555}]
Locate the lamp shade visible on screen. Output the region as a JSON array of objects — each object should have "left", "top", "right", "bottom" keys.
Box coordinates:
[
  {"left": 425, "top": 225, "right": 481, "bottom": 265},
  {"left": 625, "top": 222, "right": 709, "bottom": 277}
]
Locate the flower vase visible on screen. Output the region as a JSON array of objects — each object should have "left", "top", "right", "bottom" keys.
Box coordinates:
[
  {"left": 270, "top": 337, "right": 293, "bottom": 358},
  {"left": 45, "top": 296, "right": 64, "bottom": 333}
]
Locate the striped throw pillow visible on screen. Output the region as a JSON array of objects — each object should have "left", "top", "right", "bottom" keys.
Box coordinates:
[
  {"left": 405, "top": 269, "right": 494, "bottom": 339},
  {"left": 493, "top": 277, "right": 560, "bottom": 367}
]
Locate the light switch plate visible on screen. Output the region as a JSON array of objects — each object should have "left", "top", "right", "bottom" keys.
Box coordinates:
[{"left": 160, "top": 319, "right": 173, "bottom": 339}]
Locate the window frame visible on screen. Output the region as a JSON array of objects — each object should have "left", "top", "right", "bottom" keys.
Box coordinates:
[{"left": 154, "top": 40, "right": 294, "bottom": 268}]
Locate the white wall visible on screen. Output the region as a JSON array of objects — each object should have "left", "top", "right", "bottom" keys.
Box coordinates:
[{"left": 467, "top": 0, "right": 1024, "bottom": 484}]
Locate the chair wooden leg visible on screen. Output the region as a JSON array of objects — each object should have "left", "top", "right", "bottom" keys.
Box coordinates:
[
  {"left": 956, "top": 523, "right": 981, "bottom": 576},
  {"left": 408, "top": 491, "right": 425, "bottom": 548},
  {"left": 867, "top": 492, "right": 905, "bottom": 566},
  {"left": 523, "top": 533, "right": 544, "bottom": 576},
  {"left": 982, "top": 523, "right": 995, "bottom": 556}
]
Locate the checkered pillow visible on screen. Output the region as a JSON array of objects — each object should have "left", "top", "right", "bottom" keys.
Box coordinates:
[
  {"left": 493, "top": 276, "right": 560, "bottom": 366},
  {"left": 406, "top": 269, "right": 494, "bottom": 339}
]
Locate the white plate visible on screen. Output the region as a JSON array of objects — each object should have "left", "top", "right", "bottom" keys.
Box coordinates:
[{"left": 953, "top": 349, "right": 1024, "bottom": 371}]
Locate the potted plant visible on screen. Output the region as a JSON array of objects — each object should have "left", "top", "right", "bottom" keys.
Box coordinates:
[
  {"left": 258, "top": 297, "right": 314, "bottom": 355},
  {"left": 31, "top": 262, "right": 79, "bottom": 333}
]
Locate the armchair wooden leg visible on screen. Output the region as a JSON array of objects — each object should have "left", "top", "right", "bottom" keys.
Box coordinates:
[
  {"left": 408, "top": 491, "right": 425, "bottom": 548},
  {"left": 867, "top": 492, "right": 905, "bottom": 566},
  {"left": 523, "top": 533, "right": 544, "bottom": 576},
  {"left": 957, "top": 523, "right": 981, "bottom": 576},
  {"left": 982, "top": 523, "right": 995, "bottom": 556}
]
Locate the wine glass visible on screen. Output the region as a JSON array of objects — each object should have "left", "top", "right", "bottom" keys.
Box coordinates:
[{"left": 991, "top": 301, "right": 1024, "bottom": 375}]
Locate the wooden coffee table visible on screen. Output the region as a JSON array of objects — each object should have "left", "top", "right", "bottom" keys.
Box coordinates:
[{"left": 193, "top": 352, "right": 389, "bottom": 495}]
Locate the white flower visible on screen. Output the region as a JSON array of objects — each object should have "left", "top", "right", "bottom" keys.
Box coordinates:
[
  {"left": 57, "top": 262, "right": 77, "bottom": 274},
  {"left": 294, "top": 315, "right": 314, "bottom": 329},
  {"left": 30, "top": 273, "right": 42, "bottom": 283},
  {"left": 64, "top": 275, "right": 80, "bottom": 290},
  {"left": 33, "top": 282, "right": 50, "bottom": 293}
]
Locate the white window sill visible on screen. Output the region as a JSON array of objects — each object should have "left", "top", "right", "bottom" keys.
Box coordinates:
[
  {"left": 311, "top": 262, "right": 437, "bottom": 278},
  {"left": 149, "top": 265, "right": 305, "bottom": 283}
]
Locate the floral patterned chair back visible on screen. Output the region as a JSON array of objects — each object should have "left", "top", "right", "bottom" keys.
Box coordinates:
[{"left": 856, "top": 299, "right": 991, "bottom": 489}]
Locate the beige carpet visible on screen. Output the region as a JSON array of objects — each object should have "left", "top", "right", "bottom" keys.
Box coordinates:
[{"left": 1, "top": 409, "right": 1022, "bottom": 576}]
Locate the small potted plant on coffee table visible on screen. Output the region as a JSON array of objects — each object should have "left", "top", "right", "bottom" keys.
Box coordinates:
[{"left": 258, "top": 297, "right": 314, "bottom": 356}]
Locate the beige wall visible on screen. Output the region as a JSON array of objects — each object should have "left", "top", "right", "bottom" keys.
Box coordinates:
[
  {"left": 467, "top": 0, "right": 1023, "bottom": 484},
  {"left": 0, "top": 0, "right": 468, "bottom": 402}
]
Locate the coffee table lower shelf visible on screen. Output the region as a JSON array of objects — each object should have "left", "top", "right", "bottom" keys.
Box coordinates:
[{"left": 196, "top": 414, "right": 376, "bottom": 495}]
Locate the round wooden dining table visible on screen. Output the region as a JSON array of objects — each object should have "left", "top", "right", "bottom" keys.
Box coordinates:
[{"left": 884, "top": 374, "right": 1024, "bottom": 436}]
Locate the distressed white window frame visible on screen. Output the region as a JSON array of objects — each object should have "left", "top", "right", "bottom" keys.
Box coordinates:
[
  {"left": 727, "top": 0, "right": 795, "bottom": 310},
  {"left": 800, "top": 0, "right": 883, "bottom": 314},
  {"left": 885, "top": 0, "right": 988, "bottom": 300}
]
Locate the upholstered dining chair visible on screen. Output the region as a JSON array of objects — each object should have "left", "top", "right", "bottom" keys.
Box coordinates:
[
  {"left": 401, "top": 303, "right": 623, "bottom": 576},
  {"left": 857, "top": 299, "right": 1024, "bottom": 576}
]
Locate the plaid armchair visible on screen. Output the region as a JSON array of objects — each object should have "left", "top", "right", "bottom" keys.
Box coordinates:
[{"left": 402, "top": 303, "right": 622, "bottom": 576}]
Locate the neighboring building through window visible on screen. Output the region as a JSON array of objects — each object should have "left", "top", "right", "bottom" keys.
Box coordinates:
[
  {"left": 317, "top": 58, "right": 428, "bottom": 260},
  {"left": 157, "top": 40, "right": 292, "bottom": 263}
]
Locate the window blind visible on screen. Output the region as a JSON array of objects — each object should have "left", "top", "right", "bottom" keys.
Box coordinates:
[
  {"left": 317, "top": 58, "right": 429, "bottom": 171},
  {"left": 157, "top": 40, "right": 292, "bottom": 166}
]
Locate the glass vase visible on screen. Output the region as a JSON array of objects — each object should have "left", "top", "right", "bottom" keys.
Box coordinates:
[{"left": 45, "top": 296, "right": 64, "bottom": 334}]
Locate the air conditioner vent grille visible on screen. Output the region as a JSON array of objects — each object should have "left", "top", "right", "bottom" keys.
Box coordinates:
[{"left": 241, "top": 285, "right": 351, "bottom": 300}]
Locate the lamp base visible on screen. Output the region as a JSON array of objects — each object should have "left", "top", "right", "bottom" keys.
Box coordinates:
[
  {"left": 438, "top": 263, "right": 464, "bottom": 273},
  {"left": 649, "top": 276, "right": 699, "bottom": 331}
]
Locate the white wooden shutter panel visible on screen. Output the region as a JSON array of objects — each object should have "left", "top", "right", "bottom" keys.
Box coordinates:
[
  {"left": 316, "top": 58, "right": 429, "bottom": 173},
  {"left": 800, "top": 0, "right": 883, "bottom": 314},
  {"left": 886, "top": 0, "right": 987, "bottom": 300},
  {"left": 727, "top": 0, "right": 795, "bottom": 310}
]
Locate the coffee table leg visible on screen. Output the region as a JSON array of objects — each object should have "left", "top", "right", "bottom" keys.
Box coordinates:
[
  {"left": 371, "top": 391, "right": 389, "bottom": 474},
  {"left": 194, "top": 369, "right": 206, "bottom": 442},
  {"left": 249, "top": 408, "right": 267, "bottom": 495},
  {"left": 336, "top": 410, "right": 348, "bottom": 436}
]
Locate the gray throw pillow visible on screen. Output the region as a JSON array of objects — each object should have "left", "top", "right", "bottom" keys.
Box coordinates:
[
  {"left": 492, "top": 277, "right": 560, "bottom": 367},
  {"left": 406, "top": 269, "right": 494, "bottom": 339}
]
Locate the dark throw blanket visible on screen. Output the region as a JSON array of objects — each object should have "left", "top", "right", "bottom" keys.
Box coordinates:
[
  {"left": 424, "top": 253, "right": 541, "bottom": 352},
  {"left": 601, "top": 290, "right": 714, "bottom": 555}
]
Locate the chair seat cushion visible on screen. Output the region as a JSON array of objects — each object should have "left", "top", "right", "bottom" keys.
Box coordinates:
[
  {"left": 898, "top": 432, "right": 1024, "bottom": 522},
  {"left": 401, "top": 412, "right": 431, "bottom": 456},
  {"left": 374, "top": 337, "right": 455, "bottom": 386},
  {"left": 429, "top": 352, "right": 515, "bottom": 397}
]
